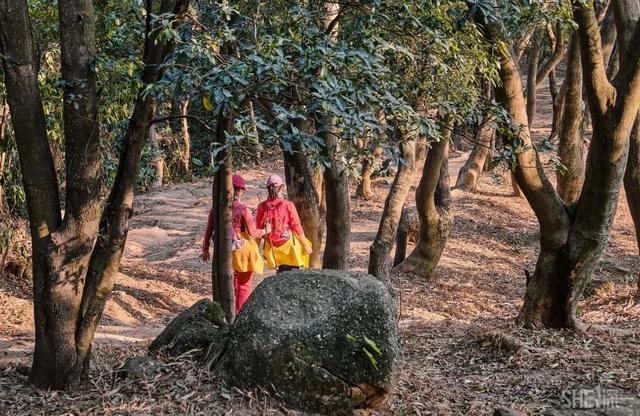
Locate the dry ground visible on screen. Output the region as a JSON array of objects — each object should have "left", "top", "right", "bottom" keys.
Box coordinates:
[{"left": 0, "top": 83, "right": 639, "bottom": 415}]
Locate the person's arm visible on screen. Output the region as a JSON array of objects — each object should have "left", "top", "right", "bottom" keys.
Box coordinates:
[
  {"left": 256, "top": 202, "right": 266, "bottom": 229},
  {"left": 287, "top": 202, "right": 312, "bottom": 254},
  {"left": 201, "top": 208, "right": 214, "bottom": 262},
  {"left": 243, "top": 207, "right": 264, "bottom": 239}
]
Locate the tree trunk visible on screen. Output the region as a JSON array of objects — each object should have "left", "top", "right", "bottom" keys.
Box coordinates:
[
  {"left": 357, "top": 158, "right": 375, "bottom": 200},
  {"left": 0, "top": 100, "right": 9, "bottom": 214},
  {"left": 511, "top": 172, "right": 525, "bottom": 197},
  {"left": 474, "top": 0, "right": 640, "bottom": 328},
  {"left": 356, "top": 146, "right": 382, "bottom": 200},
  {"left": 30, "top": 0, "right": 102, "bottom": 388},
  {"left": 181, "top": 98, "right": 191, "bottom": 178},
  {"left": 282, "top": 134, "right": 323, "bottom": 269},
  {"left": 556, "top": 35, "right": 585, "bottom": 205},
  {"left": 319, "top": 1, "right": 350, "bottom": 270},
  {"left": 624, "top": 117, "right": 640, "bottom": 252},
  {"left": 149, "top": 124, "right": 164, "bottom": 189},
  {"left": 312, "top": 167, "right": 326, "bottom": 215},
  {"left": 520, "top": 1, "right": 640, "bottom": 328},
  {"left": 548, "top": 70, "right": 566, "bottom": 141},
  {"left": 168, "top": 96, "right": 191, "bottom": 178},
  {"left": 526, "top": 38, "right": 540, "bottom": 128},
  {"left": 600, "top": 2, "right": 618, "bottom": 68},
  {"left": 212, "top": 112, "right": 235, "bottom": 323},
  {"left": 369, "top": 140, "right": 416, "bottom": 279},
  {"left": 1, "top": 0, "right": 190, "bottom": 388},
  {"left": 535, "top": 24, "right": 568, "bottom": 88},
  {"left": 455, "top": 120, "right": 494, "bottom": 191},
  {"left": 321, "top": 120, "right": 351, "bottom": 270},
  {"left": 395, "top": 127, "right": 452, "bottom": 279}
]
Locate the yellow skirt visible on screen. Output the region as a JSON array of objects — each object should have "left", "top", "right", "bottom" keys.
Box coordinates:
[
  {"left": 264, "top": 235, "right": 311, "bottom": 269},
  {"left": 232, "top": 234, "right": 264, "bottom": 274}
]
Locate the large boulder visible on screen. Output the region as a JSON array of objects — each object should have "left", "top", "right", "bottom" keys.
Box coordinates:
[
  {"left": 216, "top": 269, "right": 399, "bottom": 415},
  {"left": 149, "top": 298, "right": 227, "bottom": 358}
]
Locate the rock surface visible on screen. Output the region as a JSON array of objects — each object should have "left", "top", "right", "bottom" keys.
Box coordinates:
[
  {"left": 149, "top": 298, "right": 227, "bottom": 358},
  {"left": 216, "top": 269, "right": 398, "bottom": 415},
  {"left": 116, "top": 356, "right": 165, "bottom": 380}
]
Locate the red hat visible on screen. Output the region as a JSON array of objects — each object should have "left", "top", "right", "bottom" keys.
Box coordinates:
[
  {"left": 232, "top": 174, "right": 246, "bottom": 190},
  {"left": 266, "top": 174, "right": 284, "bottom": 188}
]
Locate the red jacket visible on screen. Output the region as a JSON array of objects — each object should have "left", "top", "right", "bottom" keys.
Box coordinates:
[
  {"left": 203, "top": 201, "right": 263, "bottom": 250},
  {"left": 256, "top": 197, "right": 305, "bottom": 247}
]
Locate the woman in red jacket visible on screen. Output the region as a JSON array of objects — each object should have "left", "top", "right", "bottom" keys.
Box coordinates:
[
  {"left": 256, "top": 174, "right": 313, "bottom": 273},
  {"left": 201, "top": 174, "right": 264, "bottom": 313}
]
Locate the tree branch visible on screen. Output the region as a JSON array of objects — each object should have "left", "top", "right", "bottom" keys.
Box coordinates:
[
  {"left": 535, "top": 24, "right": 568, "bottom": 87},
  {"left": 573, "top": 0, "right": 616, "bottom": 117},
  {"left": 0, "top": 0, "right": 61, "bottom": 233}
]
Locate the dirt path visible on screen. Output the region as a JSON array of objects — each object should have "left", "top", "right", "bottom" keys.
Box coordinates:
[{"left": 2, "top": 77, "right": 639, "bottom": 414}]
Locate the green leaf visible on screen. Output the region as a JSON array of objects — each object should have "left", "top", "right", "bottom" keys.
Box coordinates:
[
  {"left": 363, "top": 347, "right": 378, "bottom": 369},
  {"left": 363, "top": 336, "right": 382, "bottom": 356}
]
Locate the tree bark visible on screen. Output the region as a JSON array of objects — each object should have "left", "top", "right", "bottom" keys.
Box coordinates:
[
  {"left": 74, "top": 0, "right": 190, "bottom": 384},
  {"left": 312, "top": 167, "right": 326, "bottom": 215},
  {"left": 320, "top": 119, "right": 351, "bottom": 270},
  {"left": 474, "top": 0, "right": 640, "bottom": 328},
  {"left": 557, "top": 35, "right": 585, "bottom": 205},
  {"left": 356, "top": 146, "right": 382, "bottom": 200},
  {"left": 615, "top": 0, "right": 640, "bottom": 253},
  {"left": 456, "top": 119, "right": 494, "bottom": 192},
  {"left": 0, "top": 100, "right": 9, "bottom": 214},
  {"left": 0, "top": 0, "right": 190, "bottom": 388},
  {"left": 168, "top": 96, "right": 191, "bottom": 178},
  {"left": 535, "top": 24, "right": 568, "bottom": 88},
  {"left": 319, "top": 1, "right": 350, "bottom": 270},
  {"left": 520, "top": 0, "right": 640, "bottom": 328},
  {"left": 282, "top": 128, "right": 324, "bottom": 269},
  {"left": 624, "top": 118, "right": 640, "bottom": 252},
  {"left": 395, "top": 126, "right": 452, "bottom": 279},
  {"left": 149, "top": 124, "right": 164, "bottom": 189},
  {"left": 548, "top": 70, "right": 566, "bottom": 141},
  {"left": 526, "top": 38, "right": 540, "bottom": 128},
  {"left": 357, "top": 158, "right": 375, "bottom": 200},
  {"left": 32, "top": 0, "right": 102, "bottom": 388},
  {"left": 212, "top": 112, "right": 235, "bottom": 323},
  {"left": 369, "top": 139, "right": 416, "bottom": 279},
  {"left": 600, "top": 2, "right": 618, "bottom": 68},
  {"left": 181, "top": 98, "right": 191, "bottom": 178}
]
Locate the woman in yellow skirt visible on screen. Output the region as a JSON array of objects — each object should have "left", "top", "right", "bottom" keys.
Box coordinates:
[
  {"left": 201, "top": 175, "right": 264, "bottom": 313},
  {"left": 256, "top": 174, "right": 313, "bottom": 273}
]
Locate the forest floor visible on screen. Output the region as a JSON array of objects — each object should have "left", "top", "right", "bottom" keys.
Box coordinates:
[{"left": 1, "top": 84, "right": 639, "bottom": 415}]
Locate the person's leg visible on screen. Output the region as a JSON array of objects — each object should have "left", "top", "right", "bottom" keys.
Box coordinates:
[
  {"left": 235, "top": 271, "right": 253, "bottom": 313},
  {"left": 233, "top": 271, "right": 241, "bottom": 313}
]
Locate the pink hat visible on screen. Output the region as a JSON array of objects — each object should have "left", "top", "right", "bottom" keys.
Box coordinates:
[
  {"left": 265, "top": 174, "right": 284, "bottom": 188},
  {"left": 232, "top": 174, "right": 246, "bottom": 190}
]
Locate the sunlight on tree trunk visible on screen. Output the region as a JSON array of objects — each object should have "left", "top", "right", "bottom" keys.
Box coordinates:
[
  {"left": 474, "top": 0, "right": 640, "bottom": 329},
  {"left": 320, "top": 1, "right": 350, "bottom": 270},
  {"left": 149, "top": 124, "right": 164, "bottom": 189},
  {"left": 395, "top": 125, "right": 452, "bottom": 279},
  {"left": 212, "top": 113, "right": 235, "bottom": 323},
  {"left": 556, "top": 35, "right": 585, "bottom": 205},
  {"left": 369, "top": 139, "right": 416, "bottom": 279},
  {"left": 282, "top": 122, "right": 324, "bottom": 269}
]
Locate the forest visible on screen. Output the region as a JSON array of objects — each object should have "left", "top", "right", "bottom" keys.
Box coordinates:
[{"left": 0, "top": 0, "right": 639, "bottom": 414}]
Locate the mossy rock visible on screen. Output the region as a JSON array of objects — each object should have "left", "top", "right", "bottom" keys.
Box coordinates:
[
  {"left": 116, "top": 356, "right": 166, "bottom": 381},
  {"left": 216, "top": 269, "right": 399, "bottom": 415},
  {"left": 149, "top": 298, "right": 227, "bottom": 359}
]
